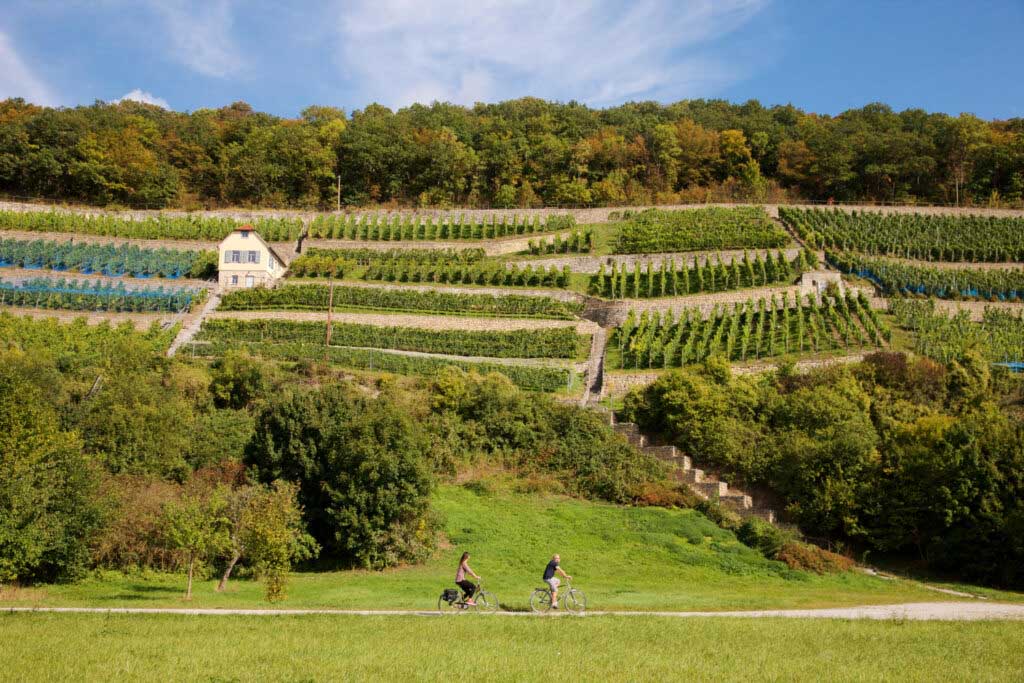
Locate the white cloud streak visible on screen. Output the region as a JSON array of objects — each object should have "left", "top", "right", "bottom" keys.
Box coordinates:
[
  {"left": 115, "top": 88, "right": 170, "bottom": 108},
  {"left": 334, "top": 0, "right": 768, "bottom": 107},
  {"left": 0, "top": 30, "right": 57, "bottom": 105},
  {"left": 148, "top": 0, "right": 244, "bottom": 78}
]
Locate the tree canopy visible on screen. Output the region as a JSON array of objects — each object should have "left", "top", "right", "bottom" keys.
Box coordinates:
[{"left": 1, "top": 97, "right": 1021, "bottom": 208}]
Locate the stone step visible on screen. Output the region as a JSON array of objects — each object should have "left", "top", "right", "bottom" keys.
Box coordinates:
[
  {"left": 694, "top": 480, "right": 728, "bottom": 498},
  {"left": 746, "top": 508, "right": 777, "bottom": 524},
  {"left": 642, "top": 445, "right": 691, "bottom": 469},
  {"left": 720, "top": 493, "right": 754, "bottom": 510},
  {"left": 683, "top": 468, "right": 705, "bottom": 484}
]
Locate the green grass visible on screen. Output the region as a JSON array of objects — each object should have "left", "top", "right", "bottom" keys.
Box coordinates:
[
  {"left": 5, "top": 485, "right": 963, "bottom": 612},
  {"left": 3, "top": 613, "right": 1023, "bottom": 682}
]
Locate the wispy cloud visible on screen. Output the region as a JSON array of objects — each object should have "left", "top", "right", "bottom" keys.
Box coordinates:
[
  {"left": 115, "top": 88, "right": 169, "bottom": 108},
  {"left": 147, "top": 0, "right": 244, "bottom": 78},
  {"left": 0, "top": 30, "right": 57, "bottom": 105},
  {"left": 334, "top": 0, "right": 768, "bottom": 107}
]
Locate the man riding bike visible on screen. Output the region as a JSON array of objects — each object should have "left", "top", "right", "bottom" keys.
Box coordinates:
[{"left": 542, "top": 554, "right": 572, "bottom": 609}]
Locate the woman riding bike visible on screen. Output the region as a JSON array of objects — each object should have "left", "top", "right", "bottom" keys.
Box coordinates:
[{"left": 455, "top": 551, "right": 481, "bottom": 605}]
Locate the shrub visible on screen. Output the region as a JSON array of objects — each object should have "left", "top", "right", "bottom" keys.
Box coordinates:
[
  {"left": 776, "top": 541, "right": 855, "bottom": 574},
  {"left": 735, "top": 518, "right": 794, "bottom": 558}
]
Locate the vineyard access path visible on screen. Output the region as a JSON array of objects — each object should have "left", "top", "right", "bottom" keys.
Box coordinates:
[
  {"left": 302, "top": 230, "right": 579, "bottom": 257},
  {"left": 6, "top": 603, "right": 1024, "bottom": 620},
  {"left": 207, "top": 310, "right": 600, "bottom": 334},
  {"left": 167, "top": 292, "right": 221, "bottom": 357}
]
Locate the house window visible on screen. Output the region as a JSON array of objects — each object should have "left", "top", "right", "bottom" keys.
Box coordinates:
[
  {"left": 226, "top": 250, "right": 241, "bottom": 263},
  {"left": 248, "top": 250, "right": 260, "bottom": 264},
  {"left": 240, "top": 231, "right": 249, "bottom": 239},
  {"left": 230, "top": 275, "right": 238, "bottom": 285},
  {"left": 269, "top": 258, "right": 276, "bottom": 271}
]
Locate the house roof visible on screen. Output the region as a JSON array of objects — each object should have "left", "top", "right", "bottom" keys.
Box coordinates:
[{"left": 220, "top": 225, "right": 287, "bottom": 265}]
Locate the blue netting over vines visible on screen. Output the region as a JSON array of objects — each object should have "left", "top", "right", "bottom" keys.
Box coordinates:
[{"left": 0, "top": 277, "right": 201, "bottom": 312}]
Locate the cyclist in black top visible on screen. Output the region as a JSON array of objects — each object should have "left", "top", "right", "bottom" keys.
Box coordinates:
[{"left": 542, "top": 554, "right": 572, "bottom": 609}]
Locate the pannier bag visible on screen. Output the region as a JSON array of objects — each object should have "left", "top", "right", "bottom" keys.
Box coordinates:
[{"left": 442, "top": 588, "right": 460, "bottom": 602}]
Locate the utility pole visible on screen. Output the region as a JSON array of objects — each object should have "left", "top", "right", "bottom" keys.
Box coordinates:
[
  {"left": 336, "top": 175, "right": 341, "bottom": 212},
  {"left": 324, "top": 278, "right": 335, "bottom": 364}
]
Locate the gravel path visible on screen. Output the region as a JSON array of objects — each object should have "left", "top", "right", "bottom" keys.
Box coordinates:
[
  {"left": 0, "top": 307, "right": 175, "bottom": 331},
  {"left": 4, "top": 602, "right": 1023, "bottom": 620},
  {"left": 167, "top": 292, "right": 222, "bottom": 357},
  {"left": 303, "top": 231, "right": 578, "bottom": 256},
  {"left": 207, "top": 310, "right": 600, "bottom": 333},
  {"left": 284, "top": 278, "right": 584, "bottom": 303},
  {"left": 514, "top": 248, "right": 805, "bottom": 274}
]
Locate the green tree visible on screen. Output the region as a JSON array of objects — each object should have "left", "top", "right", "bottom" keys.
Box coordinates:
[
  {"left": 161, "top": 490, "right": 231, "bottom": 599},
  {"left": 244, "top": 386, "right": 434, "bottom": 568}
]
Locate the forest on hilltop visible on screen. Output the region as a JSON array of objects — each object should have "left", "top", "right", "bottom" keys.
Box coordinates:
[{"left": 0, "top": 97, "right": 1022, "bottom": 210}]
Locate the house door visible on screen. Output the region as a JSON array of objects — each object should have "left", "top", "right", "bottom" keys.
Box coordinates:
[{"left": 245, "top": 275, "right": 255, "bottom": 288}]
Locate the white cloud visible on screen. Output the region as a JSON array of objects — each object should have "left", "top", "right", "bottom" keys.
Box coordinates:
[
  {"left": 0, "top": 30, "right": 57, "bottom": 105},
  {"left": 333, "top": 0, "right": 768, "bottom": 107},
  {"left": 149, "top": 0, "right": 244, "bottom": 78},
  {"left": 115, "top": 88, "right": 170, "bottom": 109}
]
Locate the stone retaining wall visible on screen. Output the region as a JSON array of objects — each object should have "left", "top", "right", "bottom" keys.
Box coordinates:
[
  {"left": 4, "top": 200, "right": 1023, "bottom": 226},
  {"left": 516, "top": 247, "right": 805, "bottom": 274}
]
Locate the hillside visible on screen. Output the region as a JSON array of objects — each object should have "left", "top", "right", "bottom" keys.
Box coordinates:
[{"left": 5, "top": 485, "right": 952, "bottom": 612}]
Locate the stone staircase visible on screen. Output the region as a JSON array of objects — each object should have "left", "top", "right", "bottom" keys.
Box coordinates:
[{"left": 612, "top": 420, "right": 777, "bottom": 523}]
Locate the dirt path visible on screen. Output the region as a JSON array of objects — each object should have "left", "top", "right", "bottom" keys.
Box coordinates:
[
  {"left": 515, "top": 248, "right": 805, "bottom": 274},
  {"left": 284, "top": 278, "right": 584, "bottom": 303},
  {"left": 580, "top": 326, "right": 608, "bottom": 406},
  {"left": 0, "top": 307, "right": 175, "bottom": 331},
  {"left": 207, "top": 310, "right": 600, "bottom": 334},
  {"left": 303, "top": 231, "right": 578, "bottom": 257},
  {"left": 4, "top": 602, "right": 1023, "bottom": 620},
  {"left": 167, "top": 292, "right": 222, "bottom": 357}
]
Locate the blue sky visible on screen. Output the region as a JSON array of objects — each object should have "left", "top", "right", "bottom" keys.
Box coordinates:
[{"left": 0, "top": 0, "right": 1021, "bottom": 119}]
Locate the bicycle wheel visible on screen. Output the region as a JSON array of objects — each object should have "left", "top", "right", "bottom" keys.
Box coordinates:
[
  {"left": 563, "top": 589, "right": 587, "bottom": 614},
  {"left": 474, "top": 591, "right": 500, "bottom": 613},
  {"left": 437, "top": 595, "right": 464, "bottom": 614},
  {"left": 530, "top": 589, "right": 553, "bottom": 613}
]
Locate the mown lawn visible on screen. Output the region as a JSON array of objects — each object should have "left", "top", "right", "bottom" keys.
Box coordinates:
[
  {"left": 2, "top": 485, "right": 980, "bottom": 612},
  {"left": 4, "top": 613, "right": 1023, "bottom": 682}
]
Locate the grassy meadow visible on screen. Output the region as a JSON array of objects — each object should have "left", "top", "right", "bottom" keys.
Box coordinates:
[
  {"left": 1, "top": 485, "right": 967, "bottom": 612},
  {"left": 3, "top": 612, "right": 1023, "bottom": 682}
]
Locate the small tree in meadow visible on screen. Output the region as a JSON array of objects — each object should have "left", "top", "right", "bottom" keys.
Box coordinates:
[
  {"left": 161, "top": 491, "right": 230, "bottom": 600},
  {"left": 216, "top": 481, "right": 319, "bottom": 602}
]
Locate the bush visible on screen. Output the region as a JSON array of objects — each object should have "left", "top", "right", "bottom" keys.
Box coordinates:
[
  {"left": 736, "top": 518, "right": 794, "bottom": 558},
  {"left": 244, "top": 385, "right": 436, "bottom": 569},
  {"left": 776, "top": 541, "right": 855, "bottom": 574}
]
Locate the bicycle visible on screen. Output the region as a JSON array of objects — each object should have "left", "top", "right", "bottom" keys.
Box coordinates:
[
  {"left": 437, "top": 581, "right": 500, "bottom": 614},
  {"left": 530, "top": 579, "right": 587, "bottom": 614}
]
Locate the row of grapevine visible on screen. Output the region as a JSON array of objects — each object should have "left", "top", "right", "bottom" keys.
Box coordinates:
[
  {"left": 0, "top": 311, "right": 178, "bottom": 358},
  {"left": 288, "top": 247, "right": 572, "bottom": 288},
  {"left": 198, "top": 340, "right": 573, "bottom": 392},
  {"left": 527, "top": 230, "right": 593, "bottom": 254},
  {"left": 0, "top": 210, "right": 302, "bottom": 241},
  {"left": 614, "top": 207, "right": 788, "bottom": 254},
  {"left": 781, "top": 207, "right": 1024, "bottom": 262},
  {"left": 0, "top": 277, "right": 203, "bottom": 312},
  {"left": 0, "top": 238, "right": 209, "bottom": 278},
  {"left": 829, "top": 251, "right": 1024, "bottom": 301},
  {"left": 889, "top": 299, "right": 1024, "bottom": 363},
  {"left": 611, "top": 291, "right": 889, "bottom": 369},
  {"left": 218, "top": 284, "right": 583, "bottom": 319},
  {"left": 590, "top": 250, "right": 812, "bottom": 299},
  {"left": 307, "top": 213, "right": 576, "bottom": 240},
  {"left": 198, "top": 318, "right": 584, "bottom": 359}
]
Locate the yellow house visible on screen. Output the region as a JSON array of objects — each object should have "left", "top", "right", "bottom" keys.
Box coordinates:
[{"left": 217, "top": 225, "right": 286, "bottom": 289}]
